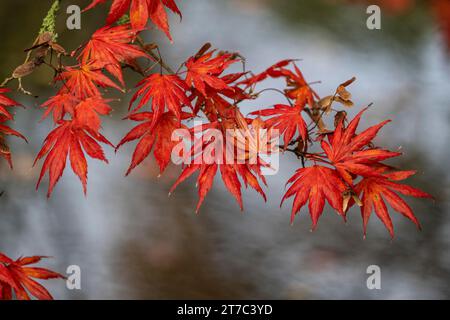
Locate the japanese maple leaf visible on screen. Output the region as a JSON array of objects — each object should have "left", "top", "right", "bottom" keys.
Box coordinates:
[
  {"left": 0, "top": 124, "right": 27, "bottom": 142},
  {"left": 354, "top": 170, "right": 433, "bottom": 237},
  {"left": 170, "top": 160, "right": 266, "bottom": 212},
  {"left": 281, "top": 165, "right": 347, "bottom": 228},
  {"left": 169, "top": 125, "right": 267, "bottom": 212},
  {"left": 84, "top": 0, "right": 182, "bottom": 40},
  {"left": 211, "top": 71, "right": 250, "bottom": 102},
  {"left": 58, "top": 63, "right": 122, "bottom": 99},
  {"left": 78, "top": 24, "right": 147, "bottom": 85},
  {"left": 185, "top": 50, "right": 237, "bottom": 97},
  {"left": 117, "top": 111, "right": 188, "bottom": 174},
  {"left": 0, "top": 88, "right": 21, "bottom": 120},
  {"left": 188, "top": 71, "right": 250, "bottom": 119},
  {"left": 34, "top": 120, "right": 112, "bottom": 196},
  {"left": 191, "top": 88, "right": 239, "bottom": 122},
  {"left": 0, "top": 253, "right": 63, "bottom": 300},
  {"left": 238, "top": 60, "right": 318, "bottom": 107},
  {"left": 41, "top": 91, "right": 79, "bottom": 123},
  {"left": 0, "top": 89, "right": 23, "bottom": 136},
  {"left": 238, "top": 59, "right": 294, "bottom": 87},
  {"left": 321, "top": 108, "right": 401, "bottom": 185},
  {"left": 283, "top": 64, "right": 319, "bottom": 107},
  {"left": 0, "top": 89, "right": 27, "bottom": 167},
  {"left": 250, "top": 104, "right": 307, "bottom": 147},
  {"left": 129, "top": 73, "right": 191, "bottom": 129},
  {"left": 73, "top": 96, "right": 112, "bottom": 133}
]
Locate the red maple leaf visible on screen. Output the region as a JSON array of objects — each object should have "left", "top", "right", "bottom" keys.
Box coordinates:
[
  {"left": 73, "top": 96, "right": 112, "bottom": 133},
  {"left": 238, "top": 60, "right": 318, "bottom": 107},
  {"left": 78, "top": 24, "right": 147, "bottom": 85},
  {"left": 34, "top": 120, "right": 112, "bottom": 196},
  {"left": 238, "top": 59, "right": 294, "bottom": 87},
  {"left": 129, "top": 73, "right": 191, "bottom": 129},
  {"left": 0, "top": 253, "right": 63, "bottom": 300},
  {"left": 354, "top": 170, "right": 433, "bottom": 238},
  {"left": 117, "top": 111, "right": 189, "bottom": 174},
  {"left": 250, "top": 103, "right": 308, "bottom": 147},
  {"left": 0, "top": 89, "right": 27, "bottom": 167},
  {"left": 41, "top": 91, "right": 79, "bottom": 123},
  {"left": 170, "top": 160, "right": 266, "bottom": 213},
  {"left": 321, "top": 108, "right": 401, "bottom": 185},
  {"left": 0, "top": 124, "right": 27, "bottom": 143},
  {"left": 283, "top": 63, "right": 319, "bottom": 107},
  {"left": 169, "top": 120, "right": 267, "bottom": 212},
  {"left": 0, "top": 88, "right": 21, "bottom": 120},
  {"left": 57, "top": 63, "right": 122, "bottom": 99},
  {"left": 84, "top": 0, "right": 182, "bottom": 40},
  {"left": 281, "top": 165, "right": 347, "bottom": 228},
  {"left": 185, "top": 50, "right": 237, "bottom": 97}
]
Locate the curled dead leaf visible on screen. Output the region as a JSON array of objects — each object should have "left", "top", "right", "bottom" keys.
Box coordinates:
[
  {"left": 12, "top": 61, "right": 37, "bottom": 79},
  {"left": 334, "top": 110, "right": 347, "bottom": 128},
  {"left": 194, "top": 42, "right": 212, "bottom": 60},
  {"left": 334, "top": 95, "right": 354, "bottom": 108}
]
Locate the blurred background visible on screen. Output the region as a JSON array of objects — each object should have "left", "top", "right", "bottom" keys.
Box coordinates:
[{"left": 0, "top": 0, "right": 449, "bottom": 299}]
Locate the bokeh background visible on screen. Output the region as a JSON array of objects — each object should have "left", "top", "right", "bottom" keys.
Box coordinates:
[{"left": 0, "top": 0, "right": 449, "bottom": 299}]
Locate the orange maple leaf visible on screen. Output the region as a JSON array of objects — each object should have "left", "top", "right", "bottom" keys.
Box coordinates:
[
  {"left": 57, "top": 63, "right": 122, "bottom": 99},
  {"left": 185, "top": 50, "right": 237, "bottom": 97},
  {"left": 322, "top": 108, "right": 401, "bottom": 185},
  {"left": 129, "top": 73, "right": 191, "bottom": 129},
  {"left": 250, "top": 103, "right": 308, "bottom": 147},
  {"left": 41, "top": 91, "right": 79, "bottom": 123},
  {"left": 354, "top": 170, "right": 433, "bottom": 238},
  {"left": 281, "top": 165, "right": 347, "bottom": 228},
  {"left": 117, "top": 111, "right": 189, "bottom": 174},
  {"left": 73, "top": 96, "right": 112, "bottom": 133},
  {"left": 79, "top": 24, "right": 147, "bottom": 85}
]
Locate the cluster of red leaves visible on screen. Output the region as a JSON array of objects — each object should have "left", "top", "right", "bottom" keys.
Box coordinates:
[
  {"left": 0, "top": 253, "right": 63, "bottom": 300},
  {"left": 33, "top": 0, "right": 184, "bottom": 196},
  {"left": 118, "top": 47, "right": 270, "bottom": 212},
  {"left": 3, "top": 0, "right": 431, "bottom": 241},
  {"left": 35, "top": 24, "right": 147, "bottom": 196},
  {"left": 244, "top": 60, "right": 432, "bottom": 237},
  {"left": 116, "top": 44, "right": 432, "bottom": 237},
  {"left": 0, "top": 0, "right": 436, "bottom": 303}
]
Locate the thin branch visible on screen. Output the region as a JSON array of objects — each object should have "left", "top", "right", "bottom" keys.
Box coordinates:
[{"left": 135, "top": 36, "right": 176, "bottom": 74}]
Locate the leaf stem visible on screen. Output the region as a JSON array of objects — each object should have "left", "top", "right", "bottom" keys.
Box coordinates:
[{"left": 135, "top": 36, "right": 176, "bottom": 75}]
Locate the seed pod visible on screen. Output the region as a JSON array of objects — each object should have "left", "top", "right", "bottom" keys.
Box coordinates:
[
  {"left": 334, "top": 111, "right": 347, "bottom": 128},
  {"left": 34, "top": 45, "right": 50, "bottom": 59},
  {"left": 334, "top": 95, "right": 354, "bottom": 108},
  {"left": 318, "top": 95, "right": 333, "bottom": 111},
  {"left": 339, "top": 76, "right": 356, "bottom": 88},
  {"left": 50, "top": 42, "right": 67, "bottom": 55},
  {"left": 37, "top": 31, "right": 53, "bottom": 45},
  {"left": 337, "top": 85, "right": 351, "bottom": 100},
  {"left": 144, "top": 43, "right": 158, "bottom": 51},
  {"left": 194, "top": 43, "right": 212, "bottom": 60},
  {"left": 12, "top": 61, "right": 37, "bottom": 79}
]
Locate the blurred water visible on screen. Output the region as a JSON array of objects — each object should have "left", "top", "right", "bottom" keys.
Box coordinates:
[{"left": 0, "top": 0, "right": 449, "bottom": 299}]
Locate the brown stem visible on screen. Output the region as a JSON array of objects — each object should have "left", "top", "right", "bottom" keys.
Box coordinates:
[{"left": 136, "top": 36, "right": 176, "bottom": 74}]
